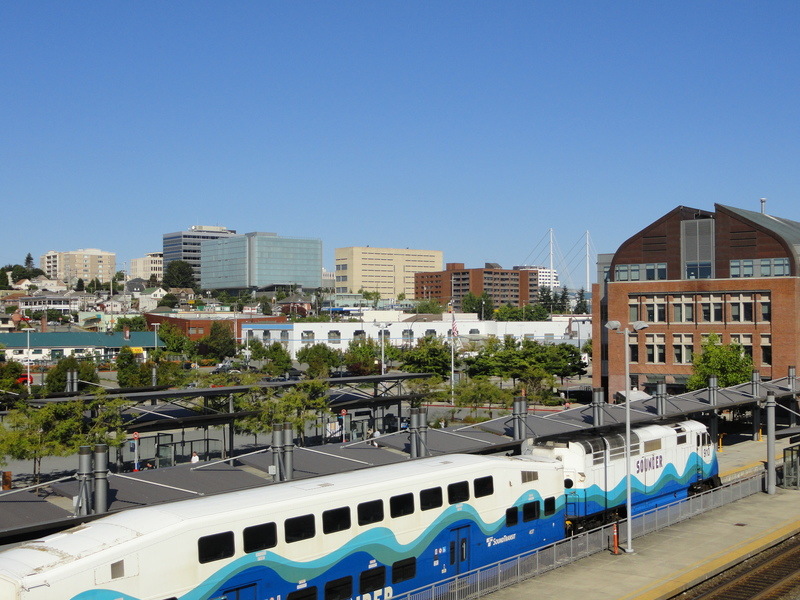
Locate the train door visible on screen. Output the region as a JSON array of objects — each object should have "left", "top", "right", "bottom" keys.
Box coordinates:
[
  {"left": 447, "top": 525, "right": 470, "bottom": 574},
  {"left": 216, "top": 582, "right": 258, "bottom": 600},
  {"left": 563, "top": 470, "right": 582, "bottom": 518}
]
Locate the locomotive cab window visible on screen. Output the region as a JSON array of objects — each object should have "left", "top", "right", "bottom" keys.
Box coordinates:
[
  {"left": 323, "top": 507, "right": 351, "bottom": 534},
  {"left": 447, "top": 481, "right": 470, "bottom": 504},
  {"left": 474, "top": 476, "right": 494, "bottom": 498},
  {"left": 390, "top": 493, "right": 415, "bottom": 517},
  {"left": 325, "top": 576, "right": 353, "bottom": 600},
  {"left": 677, "top": 434, "right": 687, "bottom": 445},
  {"left": 360, "top": 566, "right": 386, "bottom": 594},
  {"left": 288, "top": 587, "right": 318, "bottom": 600},
  {"left": 392, "top": 557, "right": 416, "bottom": 584},
  {"left": 243, "top": 522, "right": 277, "bottom": 552},
  {"left": 358, "top": 500, "right": 384, "bottom": 525},
  {"left": 198, "top": 531, "right": 234, "bottom": 564},
  {"left": 522, "top": 501, "right": 540, "bottom": 522},
  {"left": 521, "top": 471, "right": 538, "bottom": 483},
  {"left": 285, "top": 514, "right": 315, "bottom": 543},
  {"left": 420, "top": 487, "right": 443, "bottom": 511},
  {"left": 644, "top": 439, "right": 661, "bottom": 453}
]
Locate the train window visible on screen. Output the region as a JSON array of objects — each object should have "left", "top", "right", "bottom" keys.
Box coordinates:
[
  {"left": 390, "top": 493, "right": 414, "bottom": 517},
  {"left": 447, "top": 481, "right": 470, "bottom": 504},
  {"left": 543, "top": 496, "right": 556, "bottom": 516},
  {"left": 358, "top": 500, "right": 384, "bottom": 525},
  {"left": 644, "top": 440, "right": 661, "bottom": 453},
  {"left": 630, "top": 432, "right": 641, "bottom": 455},
  {"left": 521, "top": 471, "right": 538, "bottom": 483},
  {"left": 324, "top": 576, "right": 352, "bottom": 600},
  {"left": 392, "top": 557, "right": 416, "bottom": 583},
  {"left": 110, "top": 560, "right": 124, "bottom": 579},
  {"left": 285, "top": 514, "right": 315, "bottom": 543},
  {"left": 360, "top": 566, "right": 386, "bottom": 594},
  {"left": 420, "top": 487, "right": 443, "bottom": 511},
  {"left": 474, "top": 476, "right": 494, "bottom": 498},
  {"left": 506, "top": 507, "right": 519, "bottom": 526},
  {"left": 244, "top": 522, "right": 277, "bottom": 552},
  {"left": 198, "top": 531, "right": 235, "bottom": 564},
  {"left": 522, "top": 501, "right": 540, "bottom": 522},
  {"left": 677, "top": 434, "right": 687, "bottom": 445},
  {"left": 287, "top": 587, "right": 318, "bottom": 600},
  {"left": 323, "top": 507, "right": 351, "bottom": 534}
]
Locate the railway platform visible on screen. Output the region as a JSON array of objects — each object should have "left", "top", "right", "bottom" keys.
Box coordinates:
[{"left": 487, "top": 436, "right": 800, "bottom": 600}]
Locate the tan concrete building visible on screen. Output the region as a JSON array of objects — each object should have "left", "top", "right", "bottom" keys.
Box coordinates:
[
  {"left": 40, "top": 248, "right": 116, "bottom": 284},
  {"left": 334, "top": 247, "right": 443, "bottom": 299},
  {"left": 129, "top": 252, "right": 164, "bottom": 282}
]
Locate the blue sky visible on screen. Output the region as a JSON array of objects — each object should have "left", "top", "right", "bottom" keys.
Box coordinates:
[{"left": 3, "top": 2, "right": 800, "bottom": 289}]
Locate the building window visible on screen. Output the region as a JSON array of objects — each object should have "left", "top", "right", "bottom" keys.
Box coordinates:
[
  {"left": 673, "top": 334, "right": 693, "bottom": 364},
  {"left": 730, "top": 334, "right": 753, "bottom": 358},
  {"left": 730, "top": 260, "right": 741, "bottom": 278},
  {"left": 646, "top": 334, "right": 666, "bottom": 364},
  {"left": 761, "top": 335, "right": 772, "bottom": 366},
  {"left": 760, "top": 301, "right": 771, "bottom": 322},
  {"left": 685, "top": 261, "right": 712, "bottom": 279},
  {"left": 301, "top": 331, "right": 314, "bottom": 343},
  {"left": 328, "top": 330, "right": 341, "bottom": 344},
  {"left": 645, "top": 263, "right": 667, "bottom": 281},
  {"left": 629, "top": 303, "right": 639, "bottom": 322},
  {"left": 629, "top": 264, "right": 640, "bottom": 281}
]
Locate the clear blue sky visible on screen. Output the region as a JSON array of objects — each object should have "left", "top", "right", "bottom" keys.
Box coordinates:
[{"left": 3, "top": 2, "right": 800, "bottom": 289}]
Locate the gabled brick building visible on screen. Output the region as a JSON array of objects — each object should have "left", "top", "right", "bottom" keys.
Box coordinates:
[{"left": 593, "top": 203, "right": 800, "bottom": 395}]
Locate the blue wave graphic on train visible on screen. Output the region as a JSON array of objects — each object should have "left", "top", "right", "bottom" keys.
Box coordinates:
[
  {"left": 568, "top": 452, "right": 717, "bottom": 516},
  {"left": 71, "top": 491, "right": 565, "bottom": 600}
]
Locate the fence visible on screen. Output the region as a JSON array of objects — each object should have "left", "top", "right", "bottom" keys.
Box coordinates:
[{"left": 396, "top": 472, "right": 765, "bottom": 600}]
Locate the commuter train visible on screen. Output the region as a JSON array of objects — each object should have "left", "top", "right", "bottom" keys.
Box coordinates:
[{"left": 0, "top": 419, "right": 717, "bottom": 600}]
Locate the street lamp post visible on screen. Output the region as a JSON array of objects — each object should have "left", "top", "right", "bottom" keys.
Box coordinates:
[
  {"left": 604, "top": 319, "right": 649, "bottom": 554},
  {"left": 23, "top": 327, "right": 35, "bottom": 395}
]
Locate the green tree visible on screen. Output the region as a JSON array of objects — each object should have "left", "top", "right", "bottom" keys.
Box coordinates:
[
  {"left": 278, "top": 380, "right": 330, "bottom": 444},
  {"left": 162, "top": 259, "right": 196, "bottom": 289},
  {"left": 158, "top": 321, "right": 189, "bottom": 354},
  {"left": 358, "top": 289, "right": 381, "bottom": 308},
  {"left": 401, "top": 336, "right": 454, "bottom": 378},
  {"left": 495, "top": 304, "right": 523, "bottom": 321},
  {"left": 24, "top": 253, "right": 34, "bottom": 270},
  {"left": 412, "top": 299, "right": 445, "bottom": 314},
  {"left": 575, "top": 288, "right": 590, "bottom": 314},
  {"left": 75, "top": 278, "right": 85, "bottom": 291},
  {"left": 116, "top": 346, "right": 149, "bottom": 388},
  {"left": 113, "top": 316, "right": 148, "bottom": 332},
  {"left": 197, "top": 321, "right": 237, "bottom": 361},
  {"left": 158, "top": 293, "right": 179, "bottom": 308},
  {"left": 538, "top": 286, "right": 553, "bottom": 312},
  {"left": 264, "top": 342, "right": 292, "bottom": 376},
  {"left": 453, "top": 378, "right": 513, "bottom": 419},
  {"left": 343, "top": 338, "right": 381, "bottom": 375},
  {"left": 462, "top": 292, "right": 494, "bottom": 320},
  {"left": 0, "top": 270, "right": 10, "bottom": 290},
  {"left": 404, "top": 376, "right": 446, "bottom": 407},
  {"left": 297, "top": 343, "right": 342, "bottom": 379},
  {"left": 529, "top": 303, "right": 550, "bottom": 321},
  {"left": 44, "top": 357, "right": 99, "bottom": 394},
  {"left": 686, "top": 333, "right": 754, "bottom": 391}
]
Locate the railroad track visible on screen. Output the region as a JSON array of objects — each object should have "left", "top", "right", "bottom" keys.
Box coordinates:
[{"left": 675, "top": 535, "right": 800, "bottom": 600}]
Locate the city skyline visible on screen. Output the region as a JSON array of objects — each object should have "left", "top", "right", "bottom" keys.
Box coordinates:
[{"left": 4, "top": 4, "right": 800, "bottom": 284}]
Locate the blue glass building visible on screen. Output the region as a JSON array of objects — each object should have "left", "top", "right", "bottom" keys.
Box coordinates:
[{"left": 200, "top": 232, "right": 322, "bottom": 290}]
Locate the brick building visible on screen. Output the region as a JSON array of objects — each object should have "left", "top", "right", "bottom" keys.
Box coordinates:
[
  {"left": 145, "top": 313, "right": 288, "bottom": 341},
  {"left": 415, "top": 263, "right": 541, "bottom": 311},
  {"left": 593, "top": 203, "right": 800, "bottom": 396}
]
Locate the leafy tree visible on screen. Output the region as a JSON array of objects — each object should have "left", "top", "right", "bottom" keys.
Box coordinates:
[
  {"left": 453, "top": 378, "right": 513, "bottom": 419},
  {"left": 113, "top": 316, "right": 148, "bottom": 332},
  {"left": 517, "top": 363, "right": 557, "bottom": 403},
  {"left": 358, "top": 288, "right": 381, "bottom": 308},
  {"left": 404, "top": 376, "right": 446, "bottom": 407},
  {"left": 462, "top": 292, "right": 494, "bottom": 320},
  {"left": 412, "top": 299, "right": 445, "bottom": 314},
  {"left": 401, "top": 336, "right": 454, "bottom": 378},
  {"left": 264, "top": 342, "right": 292, "bottom": 376},
  {"left": 197, "top": 321, "right": 236, "bottom": 361},
  {"left": 495, "top": 304, "right": 524, "bottom": 321},
  {"left": 158, "top": 321, "right": 190, "bottom": 354},
  {"left": 575, "top": 288, "right": 590, "bottom": 314},
  {"left": 158, "top": 293, "right": 179, "bottom": 308},
  {"left": 247, "top": 338, "right": 269, "bottom": 361},
  {"left": 0, "top": 270, "right": 10, "bottom": 290},
  {"left": 297, "top": 343, "right": 342, "bottom": 379},
  {"left": 86, "top": 278, "right": 102, "bottom": 293},
  {"left": 11, "top": 265, "right": 26, "bottom": 285},
  {"left": 44, "top": 356, "right": 99, "bottom": 394},
  {"left": 116, "top": 346, "right": 149, "bottom": 388},
  {"left": 162, "top": 260, "right": 196, "bottom": 289},
  {"left": 148, "top": 273, "right": 160, "bottom": 287},
  {"left": 343, "top": 338, "right": 381, "bottom": 375},
  {"left": 686, "top": 333, "right": 753, "bottom": 391},
  {"left": 277, "top": 380, "right": 330, "bottom": 444}
]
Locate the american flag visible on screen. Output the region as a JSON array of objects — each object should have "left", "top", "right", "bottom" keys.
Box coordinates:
[{"left": 451, "top": 315, "right": 459, "bottom": 338}]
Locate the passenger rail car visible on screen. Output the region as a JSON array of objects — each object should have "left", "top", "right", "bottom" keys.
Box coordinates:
[
  {"left": 0, "top": 454, "right": 565, "bottom": 600},
  {"left": 529, "top": 420, "right": 719, "bottom": 532}
]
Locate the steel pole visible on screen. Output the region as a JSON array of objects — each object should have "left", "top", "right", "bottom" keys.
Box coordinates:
[{"left": 624, "top": 327, "right": 633, "bottom": 553}]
